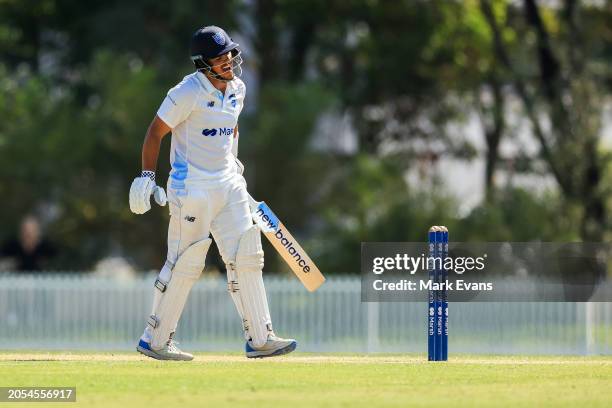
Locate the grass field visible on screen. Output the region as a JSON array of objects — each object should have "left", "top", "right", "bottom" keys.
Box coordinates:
[{"left": 1, "top": 352, "right": 611, "bottom": 407}]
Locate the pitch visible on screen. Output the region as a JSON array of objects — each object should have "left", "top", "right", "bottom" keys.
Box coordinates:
[{"left": 1, "top": 352, "right": 610, "bottom": 407}]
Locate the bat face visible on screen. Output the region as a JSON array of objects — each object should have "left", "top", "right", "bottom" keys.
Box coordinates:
[{"left": 250, "top": 200, "right": 326, "bottom": 292}]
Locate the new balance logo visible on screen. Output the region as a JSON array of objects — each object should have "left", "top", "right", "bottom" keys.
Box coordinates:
[{"left": 184, "top": 216, "right": 196, "bottom": 222}]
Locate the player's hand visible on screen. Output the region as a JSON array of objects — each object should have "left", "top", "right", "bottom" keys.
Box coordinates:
[{"left": 129, "top": 171, "right": 167, "bottom": 214}]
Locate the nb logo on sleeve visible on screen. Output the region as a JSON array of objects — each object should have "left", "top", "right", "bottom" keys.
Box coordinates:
[{"left": 202, "top": 128, "right": 233, "bottom": 137}]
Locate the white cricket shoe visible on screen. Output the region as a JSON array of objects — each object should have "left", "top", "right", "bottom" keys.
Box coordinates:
[
  {"left": 245, "top": 333, "right": 297, "bottom": 358},
  {"left": 137, "top": 337, "right": 194, "bottom": 361}
]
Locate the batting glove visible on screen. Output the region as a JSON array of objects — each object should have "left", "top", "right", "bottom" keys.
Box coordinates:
[{"left": 129, "top": 171, "right": 167, "bottom": 215}]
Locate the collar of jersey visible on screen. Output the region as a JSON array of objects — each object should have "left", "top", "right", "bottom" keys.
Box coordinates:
[{"left": 195, "top": 71, "right": 234, "bottom": 97}]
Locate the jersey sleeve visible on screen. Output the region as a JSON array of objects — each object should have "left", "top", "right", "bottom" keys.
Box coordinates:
[
  {"left": 156, "top": 77, "right": 199, "bottom": 128},
  {"left": 235, "top": 78, "right": 247, "bottom": 116}
]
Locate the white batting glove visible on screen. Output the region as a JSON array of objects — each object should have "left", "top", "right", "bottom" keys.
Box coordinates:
[{"left": 129, "top": 171, "right": 167, "bottom": 215}]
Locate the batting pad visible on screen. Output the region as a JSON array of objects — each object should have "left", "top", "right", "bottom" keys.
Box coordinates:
[
  {"left": 235, "top": 225, "right": 272, "bottom": 348},
  {"left": 226, "top": 261, "right": 249, "bottom": 340},
  {"left": 151, "top": 261, "right": 173, "bottom": 315},
  {"left": 150, "top": 238, "right": 211, "bottom": 350}
]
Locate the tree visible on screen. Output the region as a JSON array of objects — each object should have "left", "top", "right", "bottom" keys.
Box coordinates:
[{"left": 480, "top": 0, "right": 611, "bottom": 240}]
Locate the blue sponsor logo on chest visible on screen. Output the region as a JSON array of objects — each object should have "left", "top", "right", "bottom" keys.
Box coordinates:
[
  {"left": 202, "top": 128, "right": 233, "bottom": 137},
  {"left": 228, "top": 93, "right": 237, "bottom": 108}
]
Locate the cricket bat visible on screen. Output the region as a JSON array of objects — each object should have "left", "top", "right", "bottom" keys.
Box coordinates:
[{"left": 248, "top": 194, "right": 325, "bottom": 292}]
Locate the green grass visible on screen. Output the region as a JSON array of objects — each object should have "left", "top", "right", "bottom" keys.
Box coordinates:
[{"left": 0, "top": 352, "right": 611, "bottom": 407}]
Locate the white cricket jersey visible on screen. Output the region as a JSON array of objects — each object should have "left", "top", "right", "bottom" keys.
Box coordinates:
[{"left": 156, "top": 71, "right": 245, "bottom": 192}]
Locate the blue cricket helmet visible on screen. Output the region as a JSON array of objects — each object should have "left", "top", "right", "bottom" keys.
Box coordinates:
[{"left": 190, "top": 26, "right": 242, "bottom": 81}]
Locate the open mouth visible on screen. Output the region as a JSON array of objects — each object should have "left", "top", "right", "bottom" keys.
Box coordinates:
[{"left": 221, "top": 67, "right": 234, "bottom": 78}]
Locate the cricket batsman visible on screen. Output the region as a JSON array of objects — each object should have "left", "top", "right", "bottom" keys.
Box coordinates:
[{"left": 129, "top": 26, "right": 297, "bottom": 360}]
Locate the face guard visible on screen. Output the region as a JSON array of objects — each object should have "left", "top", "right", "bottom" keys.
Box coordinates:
[{"left": 191, "top": 49, "right": 243, "bottom": 82}]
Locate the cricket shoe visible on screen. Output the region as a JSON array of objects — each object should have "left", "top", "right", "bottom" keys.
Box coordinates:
[
  {"left": 137, "top": 338, "right": 194, "bottom": 361},
  {"left": 245, "top": 333, "right": 297, "bottom": 358}
]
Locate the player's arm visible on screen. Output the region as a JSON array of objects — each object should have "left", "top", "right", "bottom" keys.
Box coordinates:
[
  {"left": 142, "top": 116, "right": 171, "bottom": 172},
  {"left": 232, "top": 124, "right": 239, "bottom": 156},
  {"left": 232, "top": 124, "right": 244, "bottom": 175},
  {"left": 130, "top": 78, "right": 196, "bottom": 215},
  {"left": 129, "top": 115, "right": 169, "bottom": 215}
]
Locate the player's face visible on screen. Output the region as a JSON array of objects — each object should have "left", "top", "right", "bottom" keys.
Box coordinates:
[{"left": 209, "top": 52, "right": 234, "bottom": 80}]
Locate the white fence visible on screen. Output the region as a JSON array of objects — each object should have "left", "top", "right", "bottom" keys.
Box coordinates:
[{"left": 0, "top": 274, "right": 610, "bottom": 354}]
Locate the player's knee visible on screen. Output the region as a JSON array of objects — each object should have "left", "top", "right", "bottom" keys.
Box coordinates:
[
  {"left": 173, "top": 238, "right": 212, "bottom": 280},
  {"left": 236, "top": 225, "right": 264, "bottom": 271}
]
